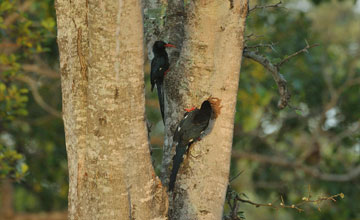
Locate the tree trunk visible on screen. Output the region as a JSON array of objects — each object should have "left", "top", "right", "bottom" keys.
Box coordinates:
[
  {"left": 0, "top": 179, "right": 14, "bottom": 219},
  {"left": 55, "top": 0, "right": 167, "bottom": 219},
  {"left": 56, "top": 0, "right": 247, "bottom": 218},
  {"left": 162, "top": 1, "right": 248, "bottom": 219}
]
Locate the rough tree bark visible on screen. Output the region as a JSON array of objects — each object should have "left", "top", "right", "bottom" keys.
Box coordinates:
[
  {"left": 162, "top": 1, "right": 248, "bottom": 219},
  {"left": 55, "top": 0, "right": 167, "bottom": 219},
  {"left": 56, "top": 0, "right": 247, "bottom": 219}
]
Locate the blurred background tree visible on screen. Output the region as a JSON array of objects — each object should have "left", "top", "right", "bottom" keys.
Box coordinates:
[
  {"left": 0, "top": 0, "right": 66, "bottom": 218},
  {"left": 228, "top": 0, "right": 360, "bottom": 219},
  {"left": 0, "top": 0, "right": 359, "bottom": 219}
]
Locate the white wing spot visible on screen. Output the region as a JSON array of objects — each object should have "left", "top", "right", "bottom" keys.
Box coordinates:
[
  {"left": 184, "top": 114, "right": 188, "bottom": 119},
  {"left": 189, "top": 139, "right": 193, "bottom": 142},
  {"left": 177, "top": 127, "right": 181, "bottom": 131}
]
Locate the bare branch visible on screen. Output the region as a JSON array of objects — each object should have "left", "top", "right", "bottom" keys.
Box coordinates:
[
  {"left": 243, "top": 50, "right": 290, "bottom": 109},
  {"left": 244, "top": 33, "right": 265, "bottom": 42},
  {"left": 235, "top": 197, "right": 276, "bottom": 209},
  {"left": 244, "top": 43, "right": 278, "bottom": 52},
  {"left": 330, "top": 122, "right": 359, "bottom": 147},
  {"left": 249, "top": 1, "right": 284, "bottom": 13},
  {"left": 227, "top": 186, "right": 344, "bottom": 213},
  {"left": 229, "top": 170, "right": 244, "bottom": 183},
  {"left": 232, "top": 151, "right": 360, "bottom": 182},
  {"left": 22, "top": 64, "right": 60, "bottom": 78},
  {"left": 0, "top": 179, "right": 14, "bottom": 218},
  {"left": 322, "top": 70, "right": 336, "bottom": 99},
  {"left": 346, "top": 77, "right": 360, "bottom": 87},
  {"left": 318, "top": 57, "right": 360, "bottom": 133},
  {"left": 243, "top": 42, "right": 318, "bottom": 109},
  {"left": 276, "top": 43, "right": 319, "bottom": 68},
  {"left": 0, "top": 43, "right": 18, "bottom": 49},
  {"left": 4, "top": 0, "right": 33, "bottom": 26},
  {"left": 15, "top": 75, "right": 62, "bottom": 118}
]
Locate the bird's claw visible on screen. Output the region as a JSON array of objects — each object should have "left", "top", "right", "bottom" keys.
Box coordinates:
[{"left": 186, "top": 151, "right": 201, "bottom": 159}]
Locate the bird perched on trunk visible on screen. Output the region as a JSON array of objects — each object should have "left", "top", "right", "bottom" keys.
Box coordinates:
[
  {"left": 151, "top": 41, "right": 175, "bottom": 123},
  {"left": 169, "top": 98, "right": 221, "bottom": 191}
]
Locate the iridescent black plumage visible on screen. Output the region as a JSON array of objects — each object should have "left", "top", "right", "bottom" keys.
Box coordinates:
[
  {"left": 169, "top": 101, "right": 213, "bottom": 191},
  {"left": 150, "top": 41, "right": 175, "bottom": 123}
]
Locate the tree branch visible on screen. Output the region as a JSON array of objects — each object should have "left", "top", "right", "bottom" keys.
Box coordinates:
[
  {"left": 22, "top": 64, "right": 59, "bottom": 79},
  {"left": 236, "top": 192, "right": 344, "bottom": 212},
  {"left": 226, "top": 185, "right": 344, "bottom": 214},
  {"left": 0, "top": 179, "right": 14, "bottom": 218},
  {"left": 232, "top": 151, "right": 360, "bottom": 182},
  {"left": 243, "top": 50, "right": 290, "bottom": 109},
  {"left": 15, "top": 75, "right": 62, "bottom": 118},
  {"left": 244, "top": 33, "right": 265, "bottom": 42},
  {"left": 244, "top": 43, "right": 278, "bottom": 52},
  {"left": 318, "top": 57, "right": 360, "bottom": 134},
  {"left": 4, "top": 0, "right": 33, "bottom": 26},
  {"left": 243, "top": 43, "right": 318, "bottom": 109},
  {"left": 249, "top": 1, "right": 284, "bottom": 13},
  {"left": 276, "top": 42, "right": 319, "bottom": 67}
]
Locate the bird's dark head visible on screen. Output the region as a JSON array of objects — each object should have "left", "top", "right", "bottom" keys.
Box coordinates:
[
  {"left": 199, "top": 100, "right": 212, "bottom": 117},
  {"left": 192, "top": 100, "right": 212, "bottom": 124},
  {"left": 200, "top": 100, "right": 211, "bottom": 111},
  {"left": 153, "top": 41, "right": 176, "bottom": 55}
]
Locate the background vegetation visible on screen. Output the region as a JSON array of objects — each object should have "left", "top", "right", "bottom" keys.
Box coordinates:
[{"left": 0, "top": 0, "right": 359, "bottom": 219}]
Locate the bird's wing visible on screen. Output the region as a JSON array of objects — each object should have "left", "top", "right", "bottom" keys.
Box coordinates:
[
  {"left": 150, "top": 59, "right": 157, "bottom": 91},
  {"left": 182, "top": 121, "right": 208, "bottom": 143},
  {"left": 151, "top": 57, "right": 167, "bottom": 79},
  {"left": 175, "top": 110, "right": 208, "bottom": 145},
  {"left": 173, "top": 111, "right": 193, "bottom": 144}
]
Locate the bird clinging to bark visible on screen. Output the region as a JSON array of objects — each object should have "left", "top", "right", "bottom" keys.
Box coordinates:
[
  {"left": 168, "top": 98, "right": 221, "bottom": 191},
  {"left": 150, "top": 41, "right": 175, "bottom": 123}
]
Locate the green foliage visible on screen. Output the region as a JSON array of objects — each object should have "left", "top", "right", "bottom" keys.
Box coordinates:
[
  {"left": 231, "top": 0, "right": 360, "bottom": 219},
  {"left": 0, "top": 1, "right": 33, "bottom": 182},
  {"left": 0, "top": 0, "right": 358, "bottom": 218},
  {"left": 0, "top": 144, "right": 28, "bottom": 180},
  {"left": 0, "top": 0, "right": 66, "bottom": 212},
  {"left": 0, "top": 82, "right": 28, "bottom": 120}
]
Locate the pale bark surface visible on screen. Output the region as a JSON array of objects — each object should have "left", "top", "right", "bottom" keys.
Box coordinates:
[
  {"left": 162, "top": 1, "right": 248, "bottom": 219},
  {"left": 56, "top": 0, "right": 167, "bottom": 219},
  {"left": 57, "top": 0, "right": 247, "bottom": 218}
]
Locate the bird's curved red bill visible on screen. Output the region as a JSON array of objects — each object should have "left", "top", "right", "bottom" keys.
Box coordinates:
[{"left": 165, "top": 44, "right": 176, "bottom": 48}]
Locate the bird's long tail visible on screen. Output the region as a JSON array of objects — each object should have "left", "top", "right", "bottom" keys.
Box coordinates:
[
  {"left": 151, "top": 83, "right": 155, "bottom": 92},
  {"left": 156, "top": 82, "right": 165, "bottom": 123},
  {"left": 169, "top": 144, "right": 187, "bottom": 191}
]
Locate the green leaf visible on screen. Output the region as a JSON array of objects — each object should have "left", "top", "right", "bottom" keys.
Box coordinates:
[
  {"left": 295, "top": 109, "right": 303, "bottom": 115},
  {"left": 0, "top": 1, "right": 13, "bottom": 13},
  {"left": 41, "top": 17, "right": 56, "bottom": 31},
  {"left": 0, "top": 83, "right": 6, "bottom": 92},
  {"left": 16, "top": 109, "right": 28, "bottom": 116},
  {"left": 19, "top": 88, "right": 29, "bottom": 94},
  {"left": 21, "top": 164, "right": 29, "bottom": 174}
]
